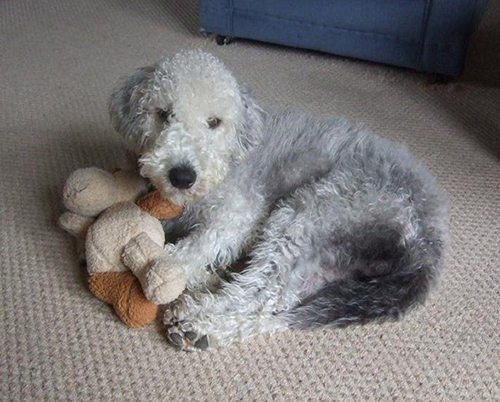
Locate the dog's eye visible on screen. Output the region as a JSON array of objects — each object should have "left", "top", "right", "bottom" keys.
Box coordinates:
[
  {"left": 207, "top": 117, "right": 221, "bottom": 129},
  {"left": 157, "top": 108, "right": 174, "bottom": 123}
]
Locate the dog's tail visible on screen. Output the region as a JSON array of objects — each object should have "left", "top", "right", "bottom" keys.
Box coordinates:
[
  {"left": 285, "top": 266, "right": 436, "bottom": 329},
  {"left": 284, "top": 229, "right": 445, "bottom": 329}
]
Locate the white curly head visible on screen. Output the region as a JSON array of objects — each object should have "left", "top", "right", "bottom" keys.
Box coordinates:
[{"left": 108, "top": 50, "right": 262, "bottom": 205}]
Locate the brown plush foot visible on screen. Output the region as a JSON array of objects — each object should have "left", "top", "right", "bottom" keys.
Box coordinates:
[{"left": 88, "top": 272, "right": 158, "bottom": 328}]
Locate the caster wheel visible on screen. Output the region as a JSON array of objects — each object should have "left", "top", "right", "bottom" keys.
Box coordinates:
[{"left": 216, "top": 35, "right": 233, "bottom": 46}]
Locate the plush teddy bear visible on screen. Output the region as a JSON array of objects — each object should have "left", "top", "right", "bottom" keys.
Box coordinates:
[{"left": 58, "top": 167, "right": 185, "bottom": 328}]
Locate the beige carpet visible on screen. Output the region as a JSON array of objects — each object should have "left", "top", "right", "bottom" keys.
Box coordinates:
[{"left": 1, "top": 0, "right": 499, "bottom": 400}]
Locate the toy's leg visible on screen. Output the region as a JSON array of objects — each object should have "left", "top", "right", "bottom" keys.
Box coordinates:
[
  {"left": 85, "top": 226, "right": 160, "bottom": 328},
  {"left": 88, "top": 272, "right": 158, "bottom": 328},
  {"left": 122, "top": 232, "right": 187, "bottom": 305}
]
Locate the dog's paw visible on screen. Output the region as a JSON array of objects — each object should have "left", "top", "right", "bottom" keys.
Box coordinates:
[
  {"left": 164, "top": 300, "right": 211, "bottom": 351},
  {"left": 165, "top": 325, "right": 209, "bottom": 352}
]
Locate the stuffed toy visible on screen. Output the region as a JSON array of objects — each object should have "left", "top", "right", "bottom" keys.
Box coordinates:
[{"left": 58, "top": 167, "right": 185, "bottom": 328}]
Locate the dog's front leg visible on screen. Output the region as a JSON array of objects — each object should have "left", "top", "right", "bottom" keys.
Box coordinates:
[
  {"left": 174, "top": 186, "right": 266, "bottom": 287},
  {"left": 138, "top": 186, "right": 266, "bottom": 303},
  {"left": 161, "top": 203, "right": 202, "bottom": 243}
]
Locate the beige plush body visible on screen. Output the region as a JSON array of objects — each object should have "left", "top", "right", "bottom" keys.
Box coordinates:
[
  {"left": 86, "top": 202, "right": 164, "bottom": 273},
  {"left": 58, "top": 167, "right": 185, "bottom": 327}
]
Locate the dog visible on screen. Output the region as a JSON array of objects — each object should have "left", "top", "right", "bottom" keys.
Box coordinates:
[{"left": 108, "top": 50, "right": 448, "bottom": 350}]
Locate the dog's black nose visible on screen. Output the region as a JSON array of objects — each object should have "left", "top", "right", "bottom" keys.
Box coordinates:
[{"left": 168, "top": 166, "right": 196, "bottom": 189}]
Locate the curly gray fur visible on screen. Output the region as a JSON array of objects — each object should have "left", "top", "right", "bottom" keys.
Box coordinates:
[{"left": 108, "top": 50, "right": 448, "bottom": 349}]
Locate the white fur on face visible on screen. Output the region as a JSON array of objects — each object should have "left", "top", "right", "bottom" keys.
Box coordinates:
[{"left": 138, "top": 50, "right": 246, "bottom": 205}]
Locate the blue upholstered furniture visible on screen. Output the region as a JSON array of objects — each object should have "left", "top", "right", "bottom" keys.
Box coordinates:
[{"left": 199, "top": 0, "right": 488, "bottom": 78}]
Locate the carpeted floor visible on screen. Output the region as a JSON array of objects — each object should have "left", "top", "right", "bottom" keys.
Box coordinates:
[{"left": 1, "top": 0, "right": 499, "bottom": 400}]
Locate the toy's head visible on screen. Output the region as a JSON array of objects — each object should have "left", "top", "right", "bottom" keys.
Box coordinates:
[
  {"left": 108, "top": 50, "right": 263, "bottom": 205},
  {"left": 63, "top": 168, "right": 119, "bottom": 217},
  {"left": 62, "top": 168, "right": 147, "bottom": 217}
]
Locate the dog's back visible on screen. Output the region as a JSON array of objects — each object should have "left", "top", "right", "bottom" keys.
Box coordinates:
[{"left": 248, "top": 110, "right": 448, "bottom": 328}]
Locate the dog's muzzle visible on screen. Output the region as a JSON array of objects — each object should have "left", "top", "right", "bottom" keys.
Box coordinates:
[{"left": 168, "top": 165, "right": 197, "bottom": 190}]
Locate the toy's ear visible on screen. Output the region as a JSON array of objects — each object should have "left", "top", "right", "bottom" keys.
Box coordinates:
[{"left": 108, "top": 65, "right": 156, "bottom": 154}]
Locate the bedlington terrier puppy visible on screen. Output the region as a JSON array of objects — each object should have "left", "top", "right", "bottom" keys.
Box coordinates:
[{"left": 108, "top": 50, "right": 448, "bottom": 350}]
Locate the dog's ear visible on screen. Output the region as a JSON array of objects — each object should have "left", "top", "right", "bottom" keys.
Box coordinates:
[
  {"left": 233, "top": 86, "right": 265, "bottom": 161},
  {"left": 108, "top": 65, "right": 156, "bottom": 153}
]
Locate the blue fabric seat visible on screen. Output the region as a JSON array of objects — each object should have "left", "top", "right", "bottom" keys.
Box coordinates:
[{"left": 199, "top": 0, "right": 488, "bottom": 78}]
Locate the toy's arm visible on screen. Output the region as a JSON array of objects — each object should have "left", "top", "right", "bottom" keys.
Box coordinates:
[
  {"left": 136, "top": 190, "right": 183, "bottom": 220},
  {"left": 121, "top": 202, "right": 203, "bottom": 305},
  {"left": 58, "top": 211, "right": 95, "bottom": 238}
]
